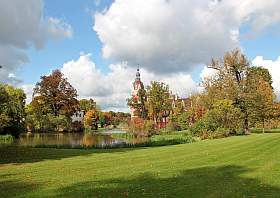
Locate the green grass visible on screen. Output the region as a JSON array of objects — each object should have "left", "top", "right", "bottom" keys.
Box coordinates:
[
  {"left": 1, "top": 134, "right": 280, "bottom": 197},
  {"left": 251, "top": 128, "right": 280, "bottom": 133}
]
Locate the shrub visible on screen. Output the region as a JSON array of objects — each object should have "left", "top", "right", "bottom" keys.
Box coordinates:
[
  {"left": 166, "top": 122, "right": 181, "bottom": 132},
  {"left": 129, "top": 118, "right": 158, "bottom": 137},
  {"left": 211, "top": 127, "right": 230, "bottom": 139},
  {"left": 0, "top": 134, "right": 14, "bottom": 144},
  {"left": 144, "top": 120, "right": 157, "bottom": 137},
  {"left": 190, "top": 119, "right": 208, "bottom": 136}
]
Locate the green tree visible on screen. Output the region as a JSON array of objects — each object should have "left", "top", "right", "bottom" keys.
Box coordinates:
[
  {"left": 79, "top": 99, "right": 96, "bottom": 112},
  {"left": 205, "top": 49, "right": 251, "bottom": 132},
  {"left": 0, "top": 84, "right": 26, "bottom": 136},
  {"left": 146, "top": 81, "right": 171, "bottom": 126}
]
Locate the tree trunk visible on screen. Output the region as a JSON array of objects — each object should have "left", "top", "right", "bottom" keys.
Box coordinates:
[
  {"left": 262, "top": 119, "right": 265, "bottom": 134},
  {"left": 244, "top": 115, "right": 249, "bottom": 134}
]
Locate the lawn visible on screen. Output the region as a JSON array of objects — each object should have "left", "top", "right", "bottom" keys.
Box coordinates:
[{"left": 1, "top": 133, "right": 280, "bottom": 197}]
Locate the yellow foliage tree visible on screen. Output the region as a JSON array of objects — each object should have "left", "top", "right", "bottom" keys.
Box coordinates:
[{"left": 83, "top": 109, "right": 99, "bottom": 130}]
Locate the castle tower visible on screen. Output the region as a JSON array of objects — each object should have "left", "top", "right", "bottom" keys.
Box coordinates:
[{"left": 130, "top": 66, "right": 144, "bottom": 119}]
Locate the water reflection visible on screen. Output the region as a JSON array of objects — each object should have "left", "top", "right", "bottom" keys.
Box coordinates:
[{"left": 15, "top": 130, "right": 128, "bottom": 148}]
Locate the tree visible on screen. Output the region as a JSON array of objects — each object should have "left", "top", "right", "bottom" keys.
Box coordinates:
[
  {"left": 33, "top": 70, "right": 78, "bottom": 117},
  {"left": 248, "top": 67, "right": 273, "bottom": 87},
  {"left": 146, "top": 81, "right": 171, "bottom": 126},
  {"left": 79, "top": 99, "right": 96, "bottom": 112},
  {"left": 205, "top": 49, "right": 251, "bottom": 132},
  {"left": 246, "top": 70, "right": 275, "bottom": 133},
  {"left": 84, "top": 109, "right": 99, "bottom": 130},
  {"left": 203, "top": 49, "right": 277, "bottom": 133},
  {"left": 0, "top": 84, "right": 26, "bottom": 137},
  {"left": 127, "top": 85, "right": 147, "bottom": 119}
]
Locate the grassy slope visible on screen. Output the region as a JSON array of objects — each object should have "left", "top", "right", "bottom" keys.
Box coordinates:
[{"left": 1, "top": 134, "right": 280, "bottom": 198}]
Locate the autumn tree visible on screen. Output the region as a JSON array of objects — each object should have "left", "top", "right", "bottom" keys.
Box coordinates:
[
  {"left": 203, "top": 49, "right": 277, "bottom": 133},
  {"left": 84, "top": 109, "right": 99, "bottom": 130},
  {"left": 205, "top": 49, "right": 251, "bottom": 132},
  {"left": 246, "top": 68, "right": 275, "bottom": 132},
  {"left": 33, "top": 70, "right": 78, "bottom": 117},
  {"left": 146, "top": 81, "right": 171, "bottom": 126}
]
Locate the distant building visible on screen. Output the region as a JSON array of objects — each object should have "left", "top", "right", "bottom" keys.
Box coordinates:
[
  {"left": 129, "top": 68, "right": 191, "bottom": 129},
  {"left": 130, "top": 67, "right": 145, "bottom": 120},
  {"left": 170, "top": 94, "right": 192, "bottom": 112},
  {"left": 71, "top": 110, "right": 85, "bottom": 123}
]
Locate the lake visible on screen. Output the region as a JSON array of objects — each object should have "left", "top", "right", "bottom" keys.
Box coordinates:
[{"left": 13, "top": 130, "right": 142, "bottom": 148}]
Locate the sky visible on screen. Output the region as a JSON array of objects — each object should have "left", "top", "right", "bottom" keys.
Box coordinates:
[{"left": 1, "top": 0, "right": 280, "bottom": 112}]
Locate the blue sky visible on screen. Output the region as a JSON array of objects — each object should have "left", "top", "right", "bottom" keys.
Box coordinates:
[
  {"left": 19, "top": 0, "right": 113, "bottom": 84},
  {"left": 1, "top": 0, "right": 280, "bottom": 111}
]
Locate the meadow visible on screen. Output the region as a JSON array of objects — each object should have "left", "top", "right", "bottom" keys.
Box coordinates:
[{"left": 1, "top": 133, "right": 280, "bottom": 197}]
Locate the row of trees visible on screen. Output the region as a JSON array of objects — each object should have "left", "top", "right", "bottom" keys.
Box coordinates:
[
  {"left": 128, "top": 49, "right": 280, "bottom": 138},
  {"left": 26, "top": 69, "right": 130, "bottom": 132},
  {"left": 0, "top": 69, "right": 130, "bottom": 135}
]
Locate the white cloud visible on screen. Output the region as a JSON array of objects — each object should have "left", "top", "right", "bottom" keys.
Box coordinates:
[
  {"left": 200, "top": 66, "right": 218, "bottom": 81},
  {"left": 0, "top": 0, "right": 72, "bottom": 84},
  {"left": 61, "top": 54, "right": 199, "bottom": 112},
  {"left": 94, "top": 0, "right": 280, "bottom": 74},
  {"left": 21, "top": 84, "right": 35, "bottom": 104},
  {"left": 252, "top": 56, "right": 280, "bottom": 99}
]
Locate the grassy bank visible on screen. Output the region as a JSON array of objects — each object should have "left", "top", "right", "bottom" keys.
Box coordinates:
[
  {"left": 1, "top": 134, "right": 280, "bottom": 197},
  {"left": 251, "top": 128, "right": 280, "bottom": 133}
]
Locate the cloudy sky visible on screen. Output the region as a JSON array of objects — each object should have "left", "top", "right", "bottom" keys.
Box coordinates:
[{"left": 1, "top": 0, "right": 280, "bottom": 112}]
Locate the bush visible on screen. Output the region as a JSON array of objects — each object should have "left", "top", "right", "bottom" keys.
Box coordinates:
[
  {"left": 212, "top": 127, "right": 230, "bottom": 139},
  {"left": 0, "top": 135, "right": 14, "bottom": 144},
  {"left": 169, "top": 112, "right": 190, "bottom": 131},
  {"left": 165, "top": 121, "right": 181, "bottom": 132},
  {"left": 190, "top": 119, "right": 208, "bottom": 136},
  {"left": 190, "top": 99, "right": 244, "bottom": 138},
  {"left": 129, "top": 118, "right": 158, "bottom": 137},
  {"left": 177, "top": 112, "right": 190, "bottom": 130},
  {"left": 144, "top": 120, "right": 157, "bottom": 137}
]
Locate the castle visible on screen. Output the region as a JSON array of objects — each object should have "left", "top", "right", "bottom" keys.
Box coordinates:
[
  {"left": 129, "top": 68, "right": 191, "bottom": 128},
  {"left": 130, "top": 67, "right": 144, "bottom": 119}
]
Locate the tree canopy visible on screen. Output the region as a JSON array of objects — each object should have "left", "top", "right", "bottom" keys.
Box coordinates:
[{"left": 33, "top": 70, "right": 78, "bottom": 117}]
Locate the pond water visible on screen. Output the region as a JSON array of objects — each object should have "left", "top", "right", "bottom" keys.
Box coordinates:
[{"left": 12, "top": 130, "right": 141, "bottom": 148}]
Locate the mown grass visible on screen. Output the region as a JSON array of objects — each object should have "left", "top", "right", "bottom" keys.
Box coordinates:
[
  {"left": 251, "top": 128, "right": 280, "bottom": 133},
  {"left": 1, "top": 134, "right": 280, "bottom": 197}
]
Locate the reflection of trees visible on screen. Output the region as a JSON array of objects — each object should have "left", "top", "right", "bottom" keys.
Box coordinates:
[
  {"left": 83, "top": 133, "right": 97, "bottom": 147},
  {"left": 18, "top": 132, "right": 134, "bottom": 148}
]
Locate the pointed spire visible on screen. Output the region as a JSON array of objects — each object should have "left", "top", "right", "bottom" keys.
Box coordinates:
[{"left": 135, "top": 64, "right": 140, "bottom": 81}]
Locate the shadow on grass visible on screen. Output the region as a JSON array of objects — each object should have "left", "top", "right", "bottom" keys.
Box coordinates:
[
  {"left": 0, "top": 146, "right": 147, "bottom": 165},
  {"left": 51, "top": 165, "right": 280, "bottom": 198},
  {"left": 0, "top": 178, "right": 40, "bottom": 198}
]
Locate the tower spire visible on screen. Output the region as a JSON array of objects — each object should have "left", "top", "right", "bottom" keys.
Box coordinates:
[{"left": 135, "top": 64, "right": 140, "bottom": 81}]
